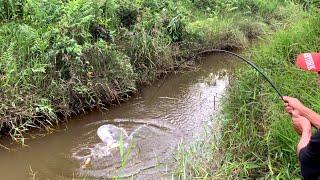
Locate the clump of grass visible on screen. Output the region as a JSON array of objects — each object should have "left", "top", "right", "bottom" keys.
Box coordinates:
[
  {"left": 116, "top": 1, "right": 139, "bottom": 29},
  {"left": 237, "top": 18, "right": 269, "bottom": 39},
  {"left": 185, "top": 17, "right": 248, "bottom": 50},
  {"left": 128, "top": 28, "right": 174, "bottom": 83},
  {"left": 174, "top": 125, "right": 222, "bottom": 179}
]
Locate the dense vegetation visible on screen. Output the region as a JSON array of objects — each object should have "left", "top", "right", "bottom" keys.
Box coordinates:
[
  {"left": 1, "top": 0, "right": 319, "bottom": 179},
  {"left": 174, "top": 1, "right": 320, "bottom": 180},
  {"left": 0, "top": 0, "right": 302, "bottom": 143}
]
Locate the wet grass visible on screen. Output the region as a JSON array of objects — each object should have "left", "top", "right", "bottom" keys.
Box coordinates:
[
  {"left": 0, "top": 0, "right": 310, "bottom": 144},
  {"left": 174, "top": 4, "right": 320, "bottom": 179}
]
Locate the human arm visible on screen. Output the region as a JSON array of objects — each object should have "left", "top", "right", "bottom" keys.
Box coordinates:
[
  {"left": 292, "top": 115, "right": 312, "bottom": 155},
  {"left": 298, "top": 130, "right": 320, "bottom": 179},
  {"left": 292, "top": 113, "right": 320, "bottom": 179},
  {"left": 283, "top": 96, "right": 320, "bottom": 129},
  {"left": 300, "top": 107, "right": 320, "bottom": 129},
  {"left": 297, "top": 126, "right": 312, "bottom": 155}
]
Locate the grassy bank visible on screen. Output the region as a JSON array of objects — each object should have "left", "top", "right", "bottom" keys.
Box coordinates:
[
  {"left": 217, "top": 14, "right": 320, "bottom": 179},
  {"left": 0, "top": 0, "right": 307, "bottom": 143},
  {"left": 174, "top": 3, "right": 320, "bottom": 180}
]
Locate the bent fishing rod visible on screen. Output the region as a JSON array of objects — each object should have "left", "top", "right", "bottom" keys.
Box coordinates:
[{"left": 179, "top": 49, "right": 284, "bottom": 101}]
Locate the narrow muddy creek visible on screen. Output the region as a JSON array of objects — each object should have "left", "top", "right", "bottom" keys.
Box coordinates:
[{"left": 0, "top": 54, "right": 238, "bottom": 179}]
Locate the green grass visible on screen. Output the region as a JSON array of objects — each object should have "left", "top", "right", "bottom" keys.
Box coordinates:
[
  {"left": 174, "top": 125, "right": 222, "bottom": 179},
  {"left": 1, "top": 0, "right": 319, "bottom": 179},
  {"left": 174, "top": 4, "right": 320, "bottom": 179},
  {"left": 0, "top": 0, "right": 312, "bottom": 144},
  {"left": 220, "top": 14, "right": 320, "bottom": 178}
]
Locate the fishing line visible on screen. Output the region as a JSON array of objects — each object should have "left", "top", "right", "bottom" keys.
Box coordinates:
[{"left": 178, "top": 49, "right": 284, "bottom": 101}]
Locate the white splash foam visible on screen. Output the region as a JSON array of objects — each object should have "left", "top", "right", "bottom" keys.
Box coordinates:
[{"left": 72, "top": 124, "right": 148, "bottom": 167}]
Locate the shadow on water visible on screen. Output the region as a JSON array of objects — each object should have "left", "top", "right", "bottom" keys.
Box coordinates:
[{"left": 0, "top": 53, "right": 239, "bottom": 179}]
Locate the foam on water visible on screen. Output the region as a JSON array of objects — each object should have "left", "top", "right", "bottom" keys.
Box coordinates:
[{"left": 97, "top": 124, "right": 129, "bottom": 144}]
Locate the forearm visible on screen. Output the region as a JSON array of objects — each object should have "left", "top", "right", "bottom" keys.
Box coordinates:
[
  {"left": 297, "top": 128, "right": 312, "bottom": 156},
  {"left": 301, "top": 106, "right": 320, "bottom": 129}
]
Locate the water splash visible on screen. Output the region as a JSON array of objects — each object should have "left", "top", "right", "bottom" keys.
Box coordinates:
[
  {"left": 97, "top": 124, "right": 129, "bottom": 146},
  {"left": 71, "top": 124, "right": 149, "bottom": 170},
  {"left": 128, "top": 125, "right": 147, "bottom": 139}
]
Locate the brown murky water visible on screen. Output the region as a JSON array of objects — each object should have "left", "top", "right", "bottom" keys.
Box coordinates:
[{"left": 0, "top": 54, "right": 238, "bottom": 179}]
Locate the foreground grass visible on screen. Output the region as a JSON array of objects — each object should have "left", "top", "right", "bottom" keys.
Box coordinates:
[{"left": 174, "top": 6, "right": 320, "bottom": 180}]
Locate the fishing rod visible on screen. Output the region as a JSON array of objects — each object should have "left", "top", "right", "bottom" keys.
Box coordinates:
[{"left": 179, "top": 49, "right": 284, "bottom": 101}]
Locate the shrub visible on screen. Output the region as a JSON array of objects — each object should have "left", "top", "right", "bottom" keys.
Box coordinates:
[
  {"left": 0, "top": 0, "right": 25, "bottom": 21},
  {"left": 186, "top": 17, "right": 248, "bottom": 50},
  {"left": 116, "top": 1, "right": 139, "bottom": 29},
  {"left": 128, "top": 27, "right": 174, "bottom": 82},
  {"left": 237, "top": 18, "right": 269, "bottom": 39}
]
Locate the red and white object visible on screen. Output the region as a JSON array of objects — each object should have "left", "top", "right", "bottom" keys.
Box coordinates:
[{"left": 296, "top": 53, "right": 320, "bottom": 72}]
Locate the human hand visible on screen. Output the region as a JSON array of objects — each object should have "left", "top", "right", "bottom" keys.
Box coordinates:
[
  {"left": 283, "top": 96, "right": 306, "bottom": 116},
  {"left": 292, "top": 113, "right": 311, "bottom": 135}
]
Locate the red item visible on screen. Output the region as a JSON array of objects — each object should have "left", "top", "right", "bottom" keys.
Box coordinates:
[{"left": 296, "top": 53, "right": 320, "bottom": 72}]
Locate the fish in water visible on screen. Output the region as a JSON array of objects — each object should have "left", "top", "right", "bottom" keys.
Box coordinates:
[
  {"left": 81, "top": 125, "right": 129, "bottom": 169},
  {"left": 79, "top": 124, "right": 147, "bottom": 169},
  {"left": 81, "top": 157, "right": 92, "bottom": 169},
  {"left": 97, "top": 124, "right": 129, "bottom": 148}
]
